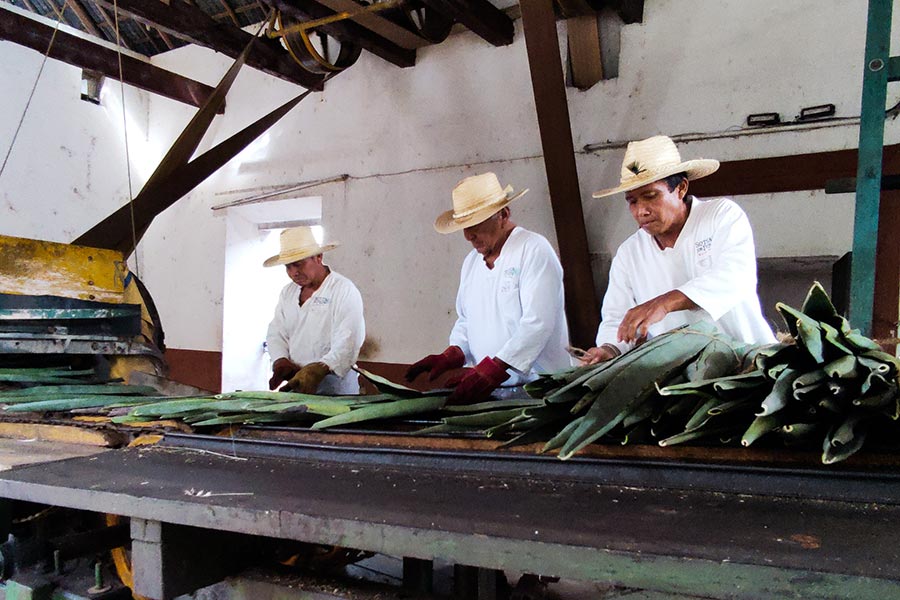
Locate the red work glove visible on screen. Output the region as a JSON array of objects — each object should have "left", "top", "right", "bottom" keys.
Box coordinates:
[
  {"left": 405, "top": 346, "right": 465, "bottom": 382},
  {"left": 446, "top": 357, "right": 510, "bottom": 405},
  {"left": 269, "top": 358, "right": 300, "bottom": 390}
]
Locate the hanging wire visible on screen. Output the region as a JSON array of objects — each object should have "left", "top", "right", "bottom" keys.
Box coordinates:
[
  {"left": 112, "top": 0, "right": 140, "bottom": 277},
  {"left": 0, "top": 13, "right": 63, "bottom": 182}
]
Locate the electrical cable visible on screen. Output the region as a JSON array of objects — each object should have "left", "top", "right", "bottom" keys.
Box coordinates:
[{"left": 112, "top": 0, "right": 139, "bottom": 278}]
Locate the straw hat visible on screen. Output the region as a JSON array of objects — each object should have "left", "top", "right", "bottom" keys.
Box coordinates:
[
  {"left": 434, "top": 173, "right": 529, "bottom": 234},
  {"left": 263, "top": 226, "right": 338, "bottom": 267},
  {"left": 592, "top": 135, "right": 719, "bottom": 198}
]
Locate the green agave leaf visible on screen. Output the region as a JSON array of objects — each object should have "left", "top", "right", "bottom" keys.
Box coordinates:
[
  {"left": 0, "top": 384, "right": 159, "bottom": 399},
  {"left": 757, "top": 368, "right": 802, "bottom": 416},
  {"left": 659, "top": 425, "right": 743, "bottom": 447},
  {"left": 823, "top": 355, "right": 859, "bottom": 379},
  {"left": 4, "top": 395, "right": 180, "bottom": 413},
  {"left": 741, "top": 414, "right": 785, "bottom": 447},
  {"left": 440, "top": 408, "right": 528, "bottom": 429},
  {"left": 353, "top": 366, "right": 449, "bottom": 398},
  {"left": 822, "top": 424, "right": 868, "bottom": 465},
  {"left": 541, "top": 416, "right": 585, "bottom": 454},
  {"left": 311, "top": 396, "right": 446, "bottom": 430},
  {"left": 853, "top": 383, "right": 898, "bottom": 409},
  {"left": 799, "top": 281, "right": 839, "bottom": 322},
  {"left": 559, "top": 329, "right": 713, "bottom": 459}
]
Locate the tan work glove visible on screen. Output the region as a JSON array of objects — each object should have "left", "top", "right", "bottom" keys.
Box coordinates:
[
  {"left": 269, "top": 358, "right": 301, "bottom": 390},
  {"left": 284, "top": 361, "right": 331, "bottom": 394}
]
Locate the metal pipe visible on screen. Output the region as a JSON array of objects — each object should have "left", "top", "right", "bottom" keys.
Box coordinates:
[{"left": 583, "top": 117, "right": 862, "bottom": 153}]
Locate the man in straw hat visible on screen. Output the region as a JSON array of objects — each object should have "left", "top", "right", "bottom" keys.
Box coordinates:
[
  {"left": 264, "top": 226, "right": 365, "bottom": 394},
  {"left": 582, "top": 135, "right": 775, "bottom": 365},
  {"left": 405, "top": 172, "right": 571, "bottom": 404}
]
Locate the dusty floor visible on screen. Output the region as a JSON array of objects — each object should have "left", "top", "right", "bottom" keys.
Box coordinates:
[{"left": 182, "top": 556, "right": 710, "bottom": 600}]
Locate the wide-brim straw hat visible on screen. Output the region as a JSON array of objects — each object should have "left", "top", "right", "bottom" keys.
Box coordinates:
[
  {"left": 434, "top": 172, "right": 529, "bottom": 234},
  {"left": 592, "top": 135, "right": 720, "bottom": 198},
  {"left": 263, "top": 226, "right": 339, "bottom": 267}
]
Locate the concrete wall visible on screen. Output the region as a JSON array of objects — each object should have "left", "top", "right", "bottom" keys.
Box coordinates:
[{"left": 3, "top": 0, "right": 898, "bottom": 372}]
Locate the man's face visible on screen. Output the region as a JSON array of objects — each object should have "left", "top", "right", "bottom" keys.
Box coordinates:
[
  {"left": 463, "top": 211, "right": 505, "bottom": 256},
  {"left": 285, "top": 255, "right": 323, "bottom": 287},
  {"left": 625, "top": 179, "right": 688, "bottom": 238}
]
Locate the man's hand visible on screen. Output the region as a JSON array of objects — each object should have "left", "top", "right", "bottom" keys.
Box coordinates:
[
  {"left": 617, "top": 290, "right": 697, "bottom": 344},
  {"left": 446, "top": 357, "right": 510, "bottom": 405},
  {"left": 269, "top": 358, "right": 300, "bottom": 390},
  {"left": 283, "top": 362, "right": 331, "bottom": 394},
  {"left": 579, "top": 345, "right": 619, "bottom": 366},
  {"left": 405, "top": 346, "right": 465, "bottom": 382}
]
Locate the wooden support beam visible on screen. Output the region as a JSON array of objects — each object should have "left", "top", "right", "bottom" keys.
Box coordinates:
[
  {"left": 273, "top": 0, "right": 416, "bottom": 67},
  {"left": 567, "top": 14, "right": 602, "bottom": 89},
  {"left": 0, "top": 6, "right": 220, "bottom": 111},
  {"left": 94, "top": 0, "right": 325, "bottom": 88},
  {"left": 419, "top": 0, "right": 513, "bottom": 46},
  {"left": 689, "top": 144, "right": 900, "bottom": 197},
  {"left": 520, "top": 0, "right": 599, "bottom": 348},
  {"left": 874, "top": 189, "right": 900, "bottom": 347}
]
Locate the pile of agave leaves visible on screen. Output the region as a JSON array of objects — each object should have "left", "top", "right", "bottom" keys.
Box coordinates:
[{"left": 0, "top": 283, "right": 898, "bottom": 465}]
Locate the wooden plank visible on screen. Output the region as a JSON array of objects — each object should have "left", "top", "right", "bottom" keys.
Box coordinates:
[
  {"left": 0, "top": 438, "right": 108, "bottom": 471},
  {"left": 274, "top": 0, "right": 416, "bottom": 68},
  {"left": 0, "top": 422, "right": 121, "bottom": 447},
  {"left": 419, "top": 0, "right": 513, "bottom": 46},
  {"left": 314, "top": 0, "right": 431, "bottom": 49},
  {"left": 567, "top": 13, "right": 602, "bottom": 89},
  {"left": 690, "top": 144, "right": 900, "bottom": 197},
  {"left": 874, "top": 189, "right": 900, "bottom": 350},
  {"left": 520, "top": 0, "right": 599, "bottom": 349},
  {"left": 0, "top": 6, "right": 219, "bottom": 111},
  {"left": 93, "top": 0, "right": 326, "bottom": 89}
]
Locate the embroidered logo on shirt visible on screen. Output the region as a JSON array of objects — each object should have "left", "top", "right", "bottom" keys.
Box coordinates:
[
  {"left": 695, "top": 237, "right": 713, "bottom": 269},
  {"left": 500, "top": 267, "right": 520, "bottom": 293},
  {"left": 312, "top": 296, "right": 331, "bottom": 305},
  {"left": 695, "top": 237, "right": 713, "bottom": 256}
]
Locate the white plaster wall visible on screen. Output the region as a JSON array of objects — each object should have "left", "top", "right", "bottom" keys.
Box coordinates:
[
  {"left": 4, "top": 0, "right": 898, "bottom": 366},
  {"left": 0, "top": 41, "right": 152, "bottom": 244}
]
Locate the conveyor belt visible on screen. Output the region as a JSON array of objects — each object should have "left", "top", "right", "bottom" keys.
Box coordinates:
[{"left": 0, "top": 439, "right": 897, "bottom": 598}]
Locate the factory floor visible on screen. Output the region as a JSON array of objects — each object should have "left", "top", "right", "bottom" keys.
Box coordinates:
[{"left": 180, "top": 556, "right": 709, "bottom": 600}]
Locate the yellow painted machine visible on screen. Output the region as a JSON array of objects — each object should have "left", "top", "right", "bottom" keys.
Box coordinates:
[{"left": 0, "top": 234, "right": 166, "bottom": 381}]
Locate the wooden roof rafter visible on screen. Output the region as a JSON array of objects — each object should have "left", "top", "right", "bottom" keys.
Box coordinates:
[
  {"left": 218, "top": 0, "right": 242, "bottom": 27},
  {"left": 93, "top": 0, "right": 326, "bottom": 88},
  {"left": 419, "top": 0, "right": 513, "bottom": 46},
  {"left": 0, "top": 4, "right": 220, "bottom": 110}
]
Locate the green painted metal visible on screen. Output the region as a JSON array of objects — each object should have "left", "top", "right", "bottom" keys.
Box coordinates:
[
  {"left": 850, "top": 0, "right": 894, "bottom": 334},
  {"left": 889, "top": 56, "right": 900, "bottom": 82},
  {"left": 0, "top": 308, "right": 138, "bottom": 320}
]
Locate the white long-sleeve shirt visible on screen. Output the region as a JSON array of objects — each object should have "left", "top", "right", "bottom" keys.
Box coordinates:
[
  {"left": 596, "top": 196, "right": 776, "bottom": 353},
  {"left": 449, "top": 227, "right": 572, "bottom": 385},
  {"left": 266, "top": 270, "right": 365, "bottom": 394}
]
